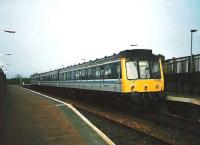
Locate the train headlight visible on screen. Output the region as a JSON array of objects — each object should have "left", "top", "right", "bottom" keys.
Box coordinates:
[
  {"left": 131, "top": 85, "right": 135, "bottom": 91},
  {"left": 144, "top": 85, "right": 148, "bottom": 90}
]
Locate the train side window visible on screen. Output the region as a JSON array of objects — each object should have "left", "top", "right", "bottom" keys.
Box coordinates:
[
  {"left": 58, "top": 74, "right": 60, "bottom": 81},
  {"left": 151, "top": 61, "right": 161, "bottom": 79},
  {"left": 100, "top": 65, "right": 104, "bottom": 79},
  {"left": 81, "top": 69, "right": 86, "bottom": 80},
  {"left": 55, "top": 74, "right": 58, "bottom": 81},
  {"left": 63, "top": 73, "right": 66, "bottom": 80},
  {"left": 79, "top": 70, "right": 81, "bottom": 80},
  {"left": 62, "top": 73, "right": 64, "bottom": 80},
  {"left": 95, "top": 66, "right": 101, "bottom": 79},
  {"left": 111, "top": 62, "right": 119, "bottom": 79},
  {"left": 85, "top": 69, "right": 88, "bottom": 79},
  {"left": 71, "top": 71, "right": 75, "bottom": 80},
  {"left": 104, "top": 64, "right": 111, "bottom": 79},
  {"left": 67, "top": 71, "right": 72, "bottom": 80},
  {"left": 92, "top": 67, "right": 96, "bottom": 79},
  {"left": 104, "top": 63, "right": 119, "bottom": 79},
  {"left": 62, "top": 72, "right": 64, "bottom": 80},
  {"left": 75, "top": 70, "right": 79, "bottom": 80},
  {"left": 65, "top": 72, "right": 69, "bottom": 80},
  {"left": 62, "top": 73, "right": 65, "bottom": 81},
  {"left": 87, "top": 68, "right": 92, "bottom": 80},
  {"left": 59, "top": 73, "right": 62, "bottom": 81},
  {"left": 116, "top": 62, "right": 121, "bottom": 79}
]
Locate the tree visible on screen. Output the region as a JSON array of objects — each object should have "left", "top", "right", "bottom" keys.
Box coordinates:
[{"left": 7, "top": 74, "right": 30, "bottom": 85}]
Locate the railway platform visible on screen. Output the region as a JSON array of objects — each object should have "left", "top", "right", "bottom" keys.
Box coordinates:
[
  {"left": 3, "top": 85, "right": 114, "bottom": 145},
  {"left": 166, "top": 95, "right": 200, "bottom": 106}
]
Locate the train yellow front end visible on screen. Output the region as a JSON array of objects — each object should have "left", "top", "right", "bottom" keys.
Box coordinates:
[{"left": 119, "top": 49, "right": 165, "bottom": 105}]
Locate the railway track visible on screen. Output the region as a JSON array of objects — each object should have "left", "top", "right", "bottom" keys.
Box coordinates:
[
  {"left": 78, "top": 108, "right": 173, "bottom": 145},
  {"left": 139, "top": 112, "right": 200, "bottom": 137},
  {"left": 26, "top": 86, "right": 200, "bottom": 145},
  {"left": 71, "top": 104, "right": 200, "bottom": 145}
]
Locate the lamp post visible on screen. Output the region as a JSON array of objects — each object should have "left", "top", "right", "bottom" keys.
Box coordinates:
[
  {"left": 0, "top": 29, "right": 15, "bottom": 72},
  {"left": 190, "top": 29, "right": 197, "bottom": 56},
  {"left": 190, "top": 29, "right": 198, "bottom": 72}
]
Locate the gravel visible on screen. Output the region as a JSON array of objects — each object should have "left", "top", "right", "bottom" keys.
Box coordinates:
[{"left": 78, "top": 108, "right": 169, "bottom": 145}]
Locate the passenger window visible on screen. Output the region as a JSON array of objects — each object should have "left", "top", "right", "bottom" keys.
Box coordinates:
[
  {"left": 116, "top": 62, "right": 121, "bottom": 79},
  {"left": 87, "top": 68, "right": 92, "bottom": 79},
  {"left": 59, "top": 73, "right": 62, "bottom": 81},
  {"left": 100, "top": 66, "right": 104, "bottom": 79},
  {"left": 76, "top": 70, "right": 79, "bottom": 80},
  {"left": 71, "top": 71, "right": 75, "bottom": 80},
  {"left": 92, "top": 67, "right": 96, "bottom": 79},
  {"left": 104, "top": 62, "right": 120, "bottom": 79},
  {"left": 68, "top": 71, "right": 71, "bottom": 80},
  {"left": 104, "top": 64, "right": 111, "bottom": 79},
  {"left": 111, "top": 62, "right": 118, "bottom": 79},
  {"left": 65, "top": 72, "right": 68, "bottom": 80},
  {"left": 81, "top": 69, "right": 86, "bottom": 80},
  {"left": 85, "top": 69, "right": 88, "bottom": 79},
  {"left": 79, "top": 70, "right": 82, "bottom": 79},
  {"left": 95, "top": 66, "right": 101, "bottom": 79}
]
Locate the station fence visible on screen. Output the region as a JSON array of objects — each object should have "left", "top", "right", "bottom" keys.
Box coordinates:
[{"left": 163, "top": 54, "right": 200, "bottom": 96}]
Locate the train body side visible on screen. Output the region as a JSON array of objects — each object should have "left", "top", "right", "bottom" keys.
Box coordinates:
[{"left": 31, "top": 59, "right": 122, "bottom": 93}]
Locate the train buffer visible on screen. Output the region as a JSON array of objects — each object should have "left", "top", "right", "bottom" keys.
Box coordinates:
[{"left": 3, "top": 85, "right": 114, "bottom": 145}]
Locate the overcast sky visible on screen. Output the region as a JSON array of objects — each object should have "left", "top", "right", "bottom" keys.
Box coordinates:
[{"left": 0, "top": 0, "right": 200, "bottom": 78}]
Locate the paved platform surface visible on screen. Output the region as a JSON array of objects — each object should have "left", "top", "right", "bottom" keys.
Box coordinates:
[
  {"left": 166, "top": 95, "right": 200, "bottom": 106},
  {"left": 4, "top": 85, "right": 110, "bottom": 145}
]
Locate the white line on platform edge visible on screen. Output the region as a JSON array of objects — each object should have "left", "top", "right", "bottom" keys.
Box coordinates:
[
  {"left": 22, "top": 87, "right": 115, "bottom": 145},
  {"left": 55, "top": 104, "right": 65, "bottom": 107}
]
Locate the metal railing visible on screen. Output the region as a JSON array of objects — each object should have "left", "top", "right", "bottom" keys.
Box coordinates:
[
  {"left": 163, "top": 54, "right": 200, "bottom": 96},
  {"left": 163, "top": 54, "right": 200, "bottom": 74}
]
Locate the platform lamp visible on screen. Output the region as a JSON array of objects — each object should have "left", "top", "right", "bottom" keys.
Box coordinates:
[
  {"left": 190, "top": 29, "right": 198, "bottom": 57},
  {"left": 0, "top": 29, "right": 15, "bottom": 72},
  {"left": 190, "top": 29, "right": 198, "bottom": 72}
]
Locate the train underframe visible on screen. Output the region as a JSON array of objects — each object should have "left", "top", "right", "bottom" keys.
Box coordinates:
[{"left": 30, "top": 85, "right": 166, "bottom": 112}]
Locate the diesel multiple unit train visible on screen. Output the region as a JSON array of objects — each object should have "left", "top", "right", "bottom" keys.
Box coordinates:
[{"left": 31, "top": 49, "right": 165, "bottom": 105}]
